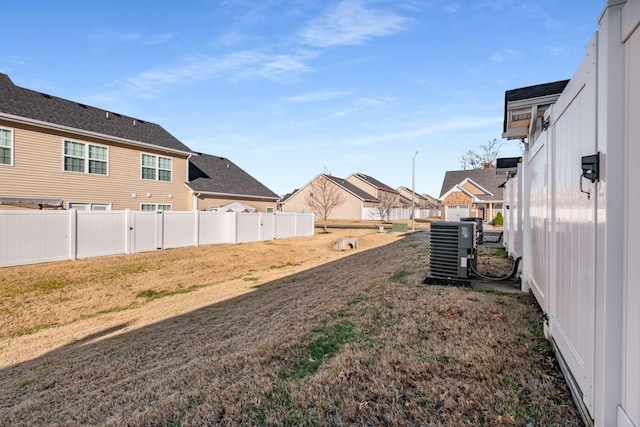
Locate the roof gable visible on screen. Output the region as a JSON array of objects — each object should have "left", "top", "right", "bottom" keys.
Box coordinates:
[
  {"left": 0, "top": 73, "right": 193, "bottom": 154},
  {"left": 187, "top": 153, "right": 279, "bottom": 200},
  {"left": 439, "top": 168, "right": 506, "bottom": 202},
  {"left": 349, "top": 173, "right": 399, "bottom": 194},
  {"left": 323, "top": 175, "right": 379, "bottom": 202}
]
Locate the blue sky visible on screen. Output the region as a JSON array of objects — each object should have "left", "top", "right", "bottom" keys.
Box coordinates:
[{"left": 1, "top": 0, "right": 603, "bottom": 197}]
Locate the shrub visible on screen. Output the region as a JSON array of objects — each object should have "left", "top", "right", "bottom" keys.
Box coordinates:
[{"left": 494, "top": 211, "right": 504, "bottom": 226}]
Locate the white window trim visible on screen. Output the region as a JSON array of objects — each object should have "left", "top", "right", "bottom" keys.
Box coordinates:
[
  {"left": 62, "top": 139, "right": 109, "bottom": 176},
  {"left": 0, "top": 127, "right": 14, "bottom": 166},
  {"left": 68, "top": 202, "right": 112, "bottom": 211},
  {"left": 140, "top": 203, "right": 172, "bottom": 211},
  {"left": 140, "top": 153, "right": 172, "bottom": 182}
]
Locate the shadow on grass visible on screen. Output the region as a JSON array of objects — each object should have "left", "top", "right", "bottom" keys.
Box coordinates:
[{"left": 0, "top": 232, "right": 423, "bottom": 423}]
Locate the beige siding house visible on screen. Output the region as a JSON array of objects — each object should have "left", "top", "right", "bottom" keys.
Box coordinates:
[
  {"left": 187, "top": 153, "right": 279, "bottom": 212},
  {"left": 281, "top": 174, "right": 379, "bottom": 220},
  {"left": 0, "top": 73, "right": 194, "bottom": 211}
]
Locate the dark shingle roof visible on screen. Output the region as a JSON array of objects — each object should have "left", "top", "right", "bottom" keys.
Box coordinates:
[
  {"left": 503, "top": 79, "right": 569, "bottom": 133},
  {"left": 187, "top": 153, "right": 279, "bottom": 200},
  {"left": 351, "top": 173, "right": 398, "bottom": 193},
  {"left": 439, "top": 168, "right": 507, "bottom": 202},
  {"left": 0, "top": 73, "right": 192, "bottom": 154},
  {"left": 324, "top": 175, "right": 379, "bottom": 202}
]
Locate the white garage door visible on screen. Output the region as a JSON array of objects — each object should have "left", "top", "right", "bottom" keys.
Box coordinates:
[{"left": 445, "top": 205, "right": 470, "bottom": 221}]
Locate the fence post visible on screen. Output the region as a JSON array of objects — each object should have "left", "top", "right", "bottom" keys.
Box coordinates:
[
  {"left": 194, "top": 210, "right": 200, "bottom": 247},
  {"left": 68, "top": 208, "right": 77, "bottom": 260},
  {"left": 156, "top": 210, "right": 164, "bottom": 250},
  {"left": 234, "top": 212, "right": 239, "bottom": 244},
  {"left": 124, "top": 209, "right": 132, "bottom": 254}
]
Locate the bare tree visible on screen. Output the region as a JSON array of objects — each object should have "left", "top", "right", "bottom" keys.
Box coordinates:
[
  {"left": 459, "top": 138, "right": 503, "bottom": 169},
  {"left": 376, "top": 191, "right": 397, "bottom": 223},
  {"left": 304, "top": 174, "right": 347, "bottom": 233}
]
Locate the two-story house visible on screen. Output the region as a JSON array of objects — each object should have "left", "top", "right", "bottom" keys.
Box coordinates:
[{"left": 0, "top": 73, "right": 195, "bottom": 211}]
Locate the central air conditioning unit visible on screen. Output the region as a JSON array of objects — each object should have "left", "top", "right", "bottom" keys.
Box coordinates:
[{"left": 425, "top": 221, "right": 477, "bottom": 284}]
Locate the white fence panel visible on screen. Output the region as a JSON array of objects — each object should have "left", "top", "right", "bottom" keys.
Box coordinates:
[
  {"left": 295, "top": 213, "right": 314, "bottom": 237},
  {"left": 163, "top": 211, "right": 197, "bottom": 249},
  {"left": 622, "top": 3, "right": 640, "bottom": 424},
  {"left": 199, "top": 212, "right": 235, "bottom": 245},
  {"left": 131, "top": 211, "right": 160, "bottom": 253},
  {"left": 275, "top": 213, "right": 297, "bottom": 238},
  {"left": 260, "top": 213, "right": 275, "bottom": 241},
  {"left": 549, "top": 37, "right": 598, "bottom": 414},
  {"left": 237, "top": 213, "right": 260, "bottom": 243},
  {"left": 0, "top": 211, "right": 315, "bottom": 267},
  {"left": 504, "top": 173, "right": 519, "bottom": 258},
  {"left": 76, "top": 211, "right": 126, "bottom": 258},
  {"left": 362, "top": 207, "right": 381, "bottom": 221},
  {"left": 0, "top": 210, "right": 69, "bottom": 267},
  {"left": 524, "top": 132, "right": 550, "bottom": 313}
]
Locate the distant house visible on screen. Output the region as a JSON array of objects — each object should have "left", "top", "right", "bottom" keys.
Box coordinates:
[
  {"left": 187, "top": 153, "right": 280, "bottom": 212},
  {"left": 396, "top": 186, "right": 440, "bottom": 210},
  {"left": 281, "top": 174, "right": 379, "bottom": 220},
  {"left": 439, "top": 168, "right": 506, "bottom": 222},
  {"left": 396, "top": 186, "right": 440, "bottom": 217},
  {"left": 0, "top": 73, "right": 195, "bottom": 211},
  {"left": 346, "top": 173, "right": 401, "bottom": 220}
]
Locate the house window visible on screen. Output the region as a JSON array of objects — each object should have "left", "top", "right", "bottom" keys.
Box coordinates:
[
  {"left": 141, "top": 203, "right": 172, "bottom": 211},
  {"left": 63, "top": 140, "right": 108, "bottom": 175},
  {"left": 141, "top": 154, "right": 172, "bottom": 182},
  {"left": 266, "top": 207, "right": 274, "bottom": 213},
  {"left": 0, "top": 128, "right": 13, "bottom": 166},
  {"left": 69, "top": 202, "right": 111, "bottom": 211}
]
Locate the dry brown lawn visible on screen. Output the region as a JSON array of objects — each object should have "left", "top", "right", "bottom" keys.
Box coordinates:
[{"left": 0, "top": 228, "right": 580, "bottom": 426}]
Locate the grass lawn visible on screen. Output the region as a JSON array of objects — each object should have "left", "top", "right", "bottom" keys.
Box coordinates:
[{"left": 0, "top": 229, "right": 580, "bottom": 425}]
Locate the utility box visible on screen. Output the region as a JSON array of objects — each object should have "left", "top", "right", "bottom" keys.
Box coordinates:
[
  {"left": 460, "top": 217, "right": 483, "bottom": 245},
  {"left": 429, "top": 221, "right": 476, "bottom": 279},
  {"left": 391, "top": 222, "right": 408, "bottom": 232}
]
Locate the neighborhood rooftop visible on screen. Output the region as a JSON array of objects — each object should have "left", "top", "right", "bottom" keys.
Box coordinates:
[
  {"left": 439, "top": 168, "right": 507, "bottom": 202},
  {"left": 0, "top": 73, "right": 193, "bottom": 154},
  {"left": 187, "top": 153, "right": 279, "bottom": 200},
  {"left": 351, "top": 173, "right": 399, "bottom": 193},
  {"left": 324, "top": 175, "right": 380, "bottom": 202}
]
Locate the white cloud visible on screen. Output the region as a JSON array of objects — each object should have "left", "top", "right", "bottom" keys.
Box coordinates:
[
  {"left": 112, "top": 49, "right": 314, "bottom": 97},
  {"left": 298, "top": 0, "right": 409, "bottom": 48},
  {"left": 490, "top": 48, "right": 519, "bottom": 62},
  {"left": 347, "top": 115, "right": 502, "bottom": 146},
  {"left": 141, "top": 33, "right": 175, "bottom": 45},
  {"left": 92, "top": 30, "right": 175, "bottom": 45},
  {"left": 444, "top": 4, "right": 461, "bottom": 13},
  {"left": 282, "top": 90, "right": 348, "bottom": 102}
]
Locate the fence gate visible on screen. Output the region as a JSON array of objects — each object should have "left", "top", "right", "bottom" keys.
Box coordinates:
[{"left": 548, "top": 34, "right": 597, "bottom": 415}]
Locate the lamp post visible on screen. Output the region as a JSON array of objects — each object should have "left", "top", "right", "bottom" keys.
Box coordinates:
[{"left": 412, "top": 151, "right": 418, "bottom": 231}]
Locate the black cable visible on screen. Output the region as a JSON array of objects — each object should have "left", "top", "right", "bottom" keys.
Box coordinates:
[{"left": 470, "top": 256, "right": 521, "bottom": 281}]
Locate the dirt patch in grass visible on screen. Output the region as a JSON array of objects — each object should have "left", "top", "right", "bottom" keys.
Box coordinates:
[{"left": 0, "top": 229, "right": 581, "bottom": 425}]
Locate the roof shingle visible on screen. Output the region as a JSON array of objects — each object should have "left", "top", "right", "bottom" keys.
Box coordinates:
[
  {"left": 439, "top": 168, "right": 507, "bottom": 202},
  {"left": 0, "top": 73, "right": 192, "bottom": 154},
  {"left": 187, "top": 153, "right": 279, "bottom": 200}
]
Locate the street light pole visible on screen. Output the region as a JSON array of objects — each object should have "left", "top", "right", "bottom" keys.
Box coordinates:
[{"left": 412, "top": 151, "right": 418, "bottom": 231}]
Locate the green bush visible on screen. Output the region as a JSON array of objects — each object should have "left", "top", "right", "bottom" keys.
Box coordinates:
[{"left": 493, "top": 211, "right": 504, "bottom": 226}]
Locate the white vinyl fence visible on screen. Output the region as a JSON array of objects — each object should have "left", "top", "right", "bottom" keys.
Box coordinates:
[
  {"left": 0, "top": 210, "right": 314, "bottom": 268},
  {"left": 511, "top": 2, "right": 640, "bottom": 425},
  {"left": 362, "top": 207, "right": 440, "bottom": 221}
]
